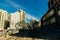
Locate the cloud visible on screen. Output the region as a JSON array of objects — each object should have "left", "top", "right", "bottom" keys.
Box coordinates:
[
  {"left": 25, "top": 13, "right": 39, "bottom": 21},
  {"left": 0, "top": 4, "right": 10, "bottom": 7},
  {"left": 7, "top": 0, "right": 24, "bottom": 10},
  {"left": 7, "top": 0, "right": 39, "bottom": 21},
  {"left": 0, "top": 1, "right": 11, "bottom": 7}
]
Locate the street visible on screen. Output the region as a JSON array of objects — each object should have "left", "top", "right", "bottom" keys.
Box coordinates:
[
  {"left": 5, "top": 29, "right": 48, "bottom": 40},
  {"left": 0, "top": 28, "right": 59, "bottom": 40}
]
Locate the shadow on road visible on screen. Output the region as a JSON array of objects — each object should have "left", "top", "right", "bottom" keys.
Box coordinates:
[
  {"left": 10, "top": 26, "right": 60, "bottom": 40},
  {"left": 10, "top": 28, "right": 47, "bottom": 39}
]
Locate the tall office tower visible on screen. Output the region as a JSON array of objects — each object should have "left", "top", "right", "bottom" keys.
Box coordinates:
[{"left": 0, "top": 9, "right": 10, "bottom": 29}]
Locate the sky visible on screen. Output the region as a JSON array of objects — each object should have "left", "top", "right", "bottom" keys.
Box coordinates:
[{"left": 0, "top": 0, "right": 48, "bottom": 20}]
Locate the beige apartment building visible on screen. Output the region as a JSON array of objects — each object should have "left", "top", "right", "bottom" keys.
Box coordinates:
[
  {"left": 10, "top": 9, "right": 27, "bottom": 29},
  {"left": 10, "top": 11, "right": 20, "bottom": 29},
  {"left": 0, "top": 9, "right": 10, "bottom": 29},
  {"left": 18, "top": 9, "right": 25, "bottom": 22},
  {"left": 18, "top": 9, "right": 27, "bottom": 27}
]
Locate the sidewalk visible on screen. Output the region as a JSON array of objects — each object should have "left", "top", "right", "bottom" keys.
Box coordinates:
[
  {"left": 5, "top": 34, "right": 13, "bottom": 40},
  {"left": 0, "top": 36, "right": 5, "bottom": 40}
]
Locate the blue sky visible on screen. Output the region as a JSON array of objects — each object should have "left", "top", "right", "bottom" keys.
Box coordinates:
[{"left": 0, "top": 0, "right": 48, "bottom": 20}]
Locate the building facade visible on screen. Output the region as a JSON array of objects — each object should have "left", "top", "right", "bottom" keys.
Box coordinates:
[
  {"left": 48, "top": 0, "right": 60, "bottom": 8},
  {"left": 10, "top": 11, "right": 20, "bottom": 29},
  {"left": 18, "top": 9, "right": 27, "bottom": 28},
  {"left": 18, "top": 9, "right": 25, "bottom": 22},
  {"left": 41, "top": 0, "right": 60, "bottom": 27},
  {"left": 0, "top": 9, "right": 10, "bottom": 29},
  {"left": 10, "top": 9, "right": 27, "bottom": 29}
]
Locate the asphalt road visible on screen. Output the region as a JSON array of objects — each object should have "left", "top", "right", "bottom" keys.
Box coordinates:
[
  {"left": 5, "top": 29, "right": 48, "bottom": 40},
  {"left": 5, "top": 28, "right": 60, "bottom": 40}
]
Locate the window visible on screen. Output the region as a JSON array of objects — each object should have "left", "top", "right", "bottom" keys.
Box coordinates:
[
  {"left": 51, "top": 0, "right": 54, "bottom": 5},
  {"left": 47, "top": 20, "right": 50, "bottom": 24},
  {"left": 55, "top": 0, "right": 56, "bottom": 1},
  {"left": 50, "top": 17, "right": 56, "bottom": 24},
  {"left": 56, "top": 5, "right": 60, "bottom": 11},
  {"left": 44, "top": 20, "right": 50, "bottom": 25},
  {"left": 59, "top": 0, "right": 60, "bottom": 2},
  {"left": 43, "top": 21, "right": 46, "bottom": 25},
  {"left": 4, "top": 21, "right": 10, "bottom": 29},
  {"left": 0, "top": 13, "right": 1, "bottom": 23},
  {"left": 46, "top": 9, "right": 54, "bottom": 18},
  {"left": 0, "top": 12, "right": 1, "bottom": 19},
  {"left": 54, "top": 0, "right": 58, "bottom": 3},
  {"left": 43, "top": 17, "right": 46, "bottom": 21},
  {"left": 58, "top": 10, "right": 60, "bottom": 15},
  {"left": 0, "top": 14, "right": 1, "bottom": 22},
  {"left": 48, "top": 2, "right": 50, "bottom": 8},
  {"left": 42, "top": 9, "right": 54, "bottom": 22},
  {"left": 0, "top": 14, "right": 1, "bottom": 19},
  {"left": 54, "top": 0, "right": 57, "bottom": 2}
]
